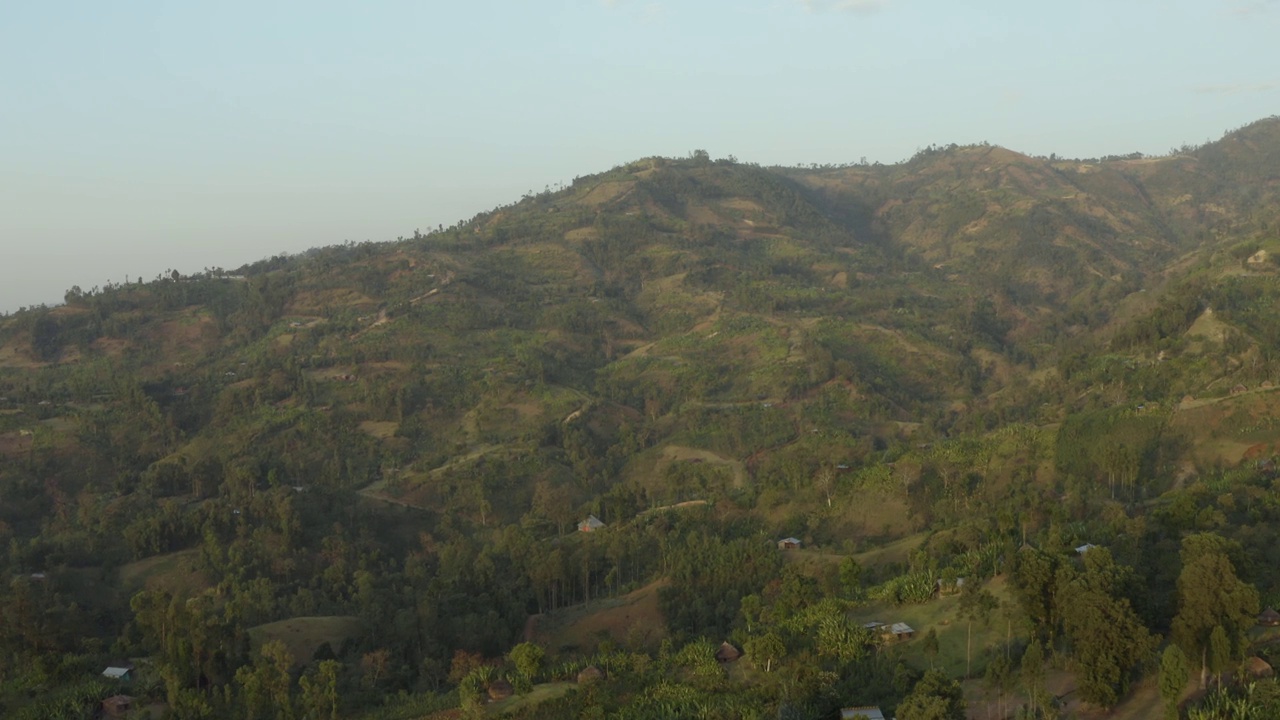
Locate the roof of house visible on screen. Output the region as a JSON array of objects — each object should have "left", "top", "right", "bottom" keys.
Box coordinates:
[
  {"left": 715, "top": 641, "right": 741, "bottom": 661},
  {"left": 1246, "top": 656, "right": 1274, "bottom": 677},
  {"left": 779, "top": 537, "right": 802, "bottom": 545},
  {"left": 579, "top": 515, "right": 605, "bottom": 529},
  {"left": 1075, "top": 543, "right": 1098, "bottom": 554},
  {"left": 577, "top": 665, "right": 605, "bottom": 683},
  {"left": 102, "top": 667, "right": 132, "bottom": 679},
  {"left": 1260, "top": 608, "right": 1280, "bottom": 623},
  {"left": 890, "top": 622, "right": 914, "bottom": 635},
  {"left": 841, "top": 707, "right": 886, "bottom": 720},
  {"left": 487, "top": 678, "right": 514, "bottom": 700},
  {"left": 862, "top": 621, "right": 885, "bottom": 630}
]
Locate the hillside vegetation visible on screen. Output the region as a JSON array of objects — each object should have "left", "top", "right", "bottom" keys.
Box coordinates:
[{"left": 3, "top": 118, "right": 1280, "bottom": 718}]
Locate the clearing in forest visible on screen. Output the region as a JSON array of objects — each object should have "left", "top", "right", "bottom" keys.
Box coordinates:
[
  {"left": 119, "top": 549, "right": 209, "bottom": 598},
  {"left": 848, "top": 576, "right": 1020, "bottom": 680},
  {"left": 247, "top": 616, "right": 364, "bottom": 665},
  {"left": 658, "top": 445, "right": 746, "bottom": 489},
  {"left": 534, "top": 578, "right": 669, "bottom": 654},
  {"left": 485, "top": 682, "right": 576, "bottom": 716}
]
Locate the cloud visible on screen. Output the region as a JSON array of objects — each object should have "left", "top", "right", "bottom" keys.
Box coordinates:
[
  {"left": 796, "top": 0, "right": 886, "bottom": 14},
  {"left": 1191, "top": 82, "right": 1276, "bottom": 95},
  {"left": 599, "top": 0, "right": 665, "bottom": 22},
  {"left": 1226, "top": 0, "right": 1277, "bottom": 16}
]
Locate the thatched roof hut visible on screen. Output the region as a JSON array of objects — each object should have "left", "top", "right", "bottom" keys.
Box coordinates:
[
  {"left": 1259, "top": 608, "right": 1280, "bottom": 627},
  {"left": 1245, "top": 656, "right": 1274, "bottom": 678},
  {"left": 715, "top": 641, "right": 741, "bottom": 663},
  {"left": 487, "top": 678, "right": 514, "bottom": 701},
  {"left": 102, "top": 695, "right": 135, "bottom": 718},
  {"left": 577, "top": 665, "right": 605, "bottom": 684}
]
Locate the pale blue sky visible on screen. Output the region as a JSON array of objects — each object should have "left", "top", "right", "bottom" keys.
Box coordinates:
[{"left": 2, "top": 0, "right": 1277, "bottom": 311}]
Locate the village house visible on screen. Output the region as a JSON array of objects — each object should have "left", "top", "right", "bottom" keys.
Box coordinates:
[
  {"left": 935, "top": 577, "right": 966, "bottom": 596},
  {"left": 887, "top": 622, "right": 915, "bottom": 641},
  {"left": 577, "top": 665, "right": 605, "bottom": 684},
  {"left": 715, "top": 641, "right": 741, "bottom": 663},
  {"left": 1246, "top": 656, "right": 1275, "bottom": 679},
  {"left": 486, "top": 678, "right": 514, "bottom": 702},
  {"left": 841, "top": 707, "right": 886, "bottom": 720},
  {"left": 777, "top": 537, "right": 802, "bottom": 550},
  {"left": 102, "top": 662, "right": 134, "bottom": 681},
  {"left": 1258, "top": 607, "right": 1280, "bottom": 627},
  {"left": 1075, "top": 543, "right": 1098, "bottom": 555},
  {"left": 578, "top": 515, "right": 605, "bottom": 533},
  {"left": 102, "top": 694, "right": 135, "bottom": 718}
]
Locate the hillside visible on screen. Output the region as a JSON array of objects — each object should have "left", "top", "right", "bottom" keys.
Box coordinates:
[{"left": 3, "top": 117, "right": 1280, "bottom": 718}]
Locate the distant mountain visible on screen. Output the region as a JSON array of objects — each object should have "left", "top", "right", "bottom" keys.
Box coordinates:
[{"left": 4, "top": 119, "right": 1280, "bottom": 522}]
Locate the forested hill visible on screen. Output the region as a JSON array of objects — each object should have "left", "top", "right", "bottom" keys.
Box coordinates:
[{"left": 3, "top": 117, "right": 1280, "bottom": 718}]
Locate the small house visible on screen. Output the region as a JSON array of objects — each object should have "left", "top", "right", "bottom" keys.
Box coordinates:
[
  {"left": 1258, "top": 608, "right": 1280, "bottom": 627},
  {"left": 1246, "top": 656, "right": 1274, "bottom": 678},
  {"left": 487, "top": 678, "right": 514, "bottom": 702},
  {"left": 102, "top": 695, "right": 135, "bottom": 717},
  {"left": 777, "top": 537, "right": 802, "bottom": 550},
  {"left": 102, "top": 662, "right": 134, "bottom": 681},
  {"left": 888, "top": 622, "right": 914, "bottom": 641},
  {"left": 935, "top": 577, "right": 966, "bottom": 596},
  {"left": 577, "top": 665, "right": 605, "bottom": 684},
  {"left": 1075, "top": 543, "right": 1098, "bottom": 555},
  {"left": 862, "top": 621, "right": 885, "bottom": 631},
  {"left": 578, "top": 515, "right": 605, "bottom": 533},
  {"left": 841, "top": 708, "right": 886, "bottom": 720},
  {"left": 1232, "top": 384, "right": 1249, "bottom": 396},
  {"left": 715, "top": 641, "right": 741, "bottom": 663}
]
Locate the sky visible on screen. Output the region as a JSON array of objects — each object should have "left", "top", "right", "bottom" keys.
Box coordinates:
[{"left": 2, "top": 0, "right": 1278, "bottom": 312}]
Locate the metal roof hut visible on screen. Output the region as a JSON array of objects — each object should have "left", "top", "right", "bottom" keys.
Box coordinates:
[
  {"left": 715, "top": 641, "right": 742, "bottom": 663},
  {"left": 102, "top": 662, "right": 134, "bottom": 681},
  {"left": 841, "top": 708, "right": 886, "bottom": 720}
]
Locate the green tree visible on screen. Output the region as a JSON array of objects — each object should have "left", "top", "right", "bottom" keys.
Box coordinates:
[
  {"left": 744, "top": 632, "right": 785, "bottom": 673},
  {"left": 1171, "top": 534, "right": 1259, "bottom": 689},
  {"left": 983, "top": 653, "right": 1014, "bottom": 720},
  {"left": 1021, "top": 639, "right": 1047, "bottom": 718},
  {"left": 958, "top": 583, "right": 999, "bottom": 678},
  {"left": 298, "top": 660, "right": 340, "bottom": 720},
  {"left": 897, "top": 670, "right": 966, "bottom": 720},
  {"left": 922, "top": 628, "right": 940, "bottom": 670},
  {"left": 1207, "top": 625, "right": 1231, "bottom": 689},
  {"left": 1159, "top": 645, "right": 1189, "bottom": 720},
  {"left": 508, "top": 642, "right": 544, "bottom": 690},
  {"left": 838, "top": 556, "right": 863, "bottom": 598},
  {"left": 1058, "top": 564, "right": 1156, "bottom": 707},
  {"left": 1012, "top": 547, "right": 1061, "bottom": 644}
]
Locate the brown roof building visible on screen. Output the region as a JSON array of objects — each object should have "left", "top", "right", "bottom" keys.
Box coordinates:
[
  {"left": 715, "top": 641, "right": 742, "bottom": 663},
  {"left": 487, "top": 678, "right": 514, "bottom": 701},
  {"left": 102, "top": 695, "right": 135, "bottom": 717},
  {"left": 1246, "top": 656, "right": 1274, "bottom": 678}
]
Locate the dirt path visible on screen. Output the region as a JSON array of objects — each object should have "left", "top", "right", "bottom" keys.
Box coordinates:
[{"left": 522, "top": 613, "right": 542, "bottom": 643}]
